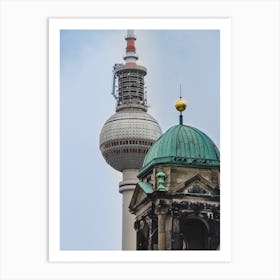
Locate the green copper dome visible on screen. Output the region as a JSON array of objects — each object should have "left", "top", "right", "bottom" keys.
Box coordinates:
[{"left": 138, "top": 124, "right": 220, "bottom": 177}]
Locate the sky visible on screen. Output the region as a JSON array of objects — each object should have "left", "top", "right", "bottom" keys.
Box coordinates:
[{"left": 60, "top": 29, "right": 220, "bottom": 250}]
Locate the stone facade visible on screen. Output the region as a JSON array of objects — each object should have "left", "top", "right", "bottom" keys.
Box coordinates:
[{"left": 129, "top": 166, "right": 220, "bottom": 250}]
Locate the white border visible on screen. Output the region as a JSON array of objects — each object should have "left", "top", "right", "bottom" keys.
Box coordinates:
[{"left": 49, "top": 18, "right": 231, "bottom": 262}]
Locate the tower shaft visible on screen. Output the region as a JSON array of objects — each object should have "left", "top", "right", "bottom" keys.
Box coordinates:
[
  {"left": 99, "top": 30, "right": 162, "bottom": 250},
  {"left": 119, "top": 169, "right": 138, "bottom": 250}
]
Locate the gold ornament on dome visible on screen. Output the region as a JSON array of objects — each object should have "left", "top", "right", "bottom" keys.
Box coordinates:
[{"left": 175, "top": 100, "right": 187, "bottom": 112}]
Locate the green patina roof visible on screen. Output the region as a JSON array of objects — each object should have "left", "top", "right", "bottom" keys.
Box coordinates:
[
  {"left": 138, "top": 182, "right": 154, "bottom": 194},
  {"left": 138, "top": 124, "right": 220, "bottom": 177}
]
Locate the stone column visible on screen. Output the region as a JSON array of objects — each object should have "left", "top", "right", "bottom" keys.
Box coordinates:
[
  {"left": 156, "top": 203, "right": 169, "bottom": 250},
  {"left": 119, "top": 169, "right": 138, "bottom": 250},
  {"left": 172, "top": 209, "right": 183, "bottom": 250},
  {"left": 134, "top": 220, "right": 141, "bottom": 250},
  {"left": 157, "top": 214, "right": 166, "bottom": 250}
]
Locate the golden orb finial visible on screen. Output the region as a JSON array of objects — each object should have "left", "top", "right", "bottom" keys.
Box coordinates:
[
  {"left": 175, "top": 99, "right": 187, "bottom": 112},
  {"left": 176, "top": 84, "right": 187, "bottom": 125}
]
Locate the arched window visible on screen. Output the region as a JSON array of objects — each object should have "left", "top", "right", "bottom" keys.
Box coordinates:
[{"left": 181, "top": 218, "right": 209, "bottom": 250}]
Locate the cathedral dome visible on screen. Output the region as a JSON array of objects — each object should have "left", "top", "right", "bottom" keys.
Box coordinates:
[
  {"left": 99, "top": 109, "right": 162, "bottom": 172},
  {"left": 138, "top": 124, "right": 220, "bottom": 177}
]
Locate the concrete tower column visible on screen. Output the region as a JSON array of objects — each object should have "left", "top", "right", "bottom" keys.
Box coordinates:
[
  {"left": 99, "top": 30, "right": 161, "bottom": 251},
  {"left": 119, "top": 169, "right": 138, "bottom": 250}
]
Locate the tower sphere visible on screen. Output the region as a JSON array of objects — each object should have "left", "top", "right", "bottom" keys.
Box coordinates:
[{"left": 100, "top": 110, "right": 161, "bottom": 172}]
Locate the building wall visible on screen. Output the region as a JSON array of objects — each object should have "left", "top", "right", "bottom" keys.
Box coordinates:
[{"left": 131, "top": 165, "right": 220, "bottom": 250}]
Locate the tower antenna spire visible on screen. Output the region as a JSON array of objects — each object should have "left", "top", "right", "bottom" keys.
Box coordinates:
[
  {"left": 179, "top": 83, "right": 182, "bottom": 100},
  {"left": 124, "top": 29, "right": 138, "bottom": 64},
  {"left": 111, "top": 30, "right": 148, "bottom": 111}
]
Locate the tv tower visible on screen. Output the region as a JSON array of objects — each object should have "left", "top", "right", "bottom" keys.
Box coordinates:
[{"left": 99, "top": 30, "right": 161, "bottom": 250}]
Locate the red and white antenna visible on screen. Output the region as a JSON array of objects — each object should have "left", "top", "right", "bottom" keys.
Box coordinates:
[{"left": 124, "top": 30, "right": 138, "bottom": 64}]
